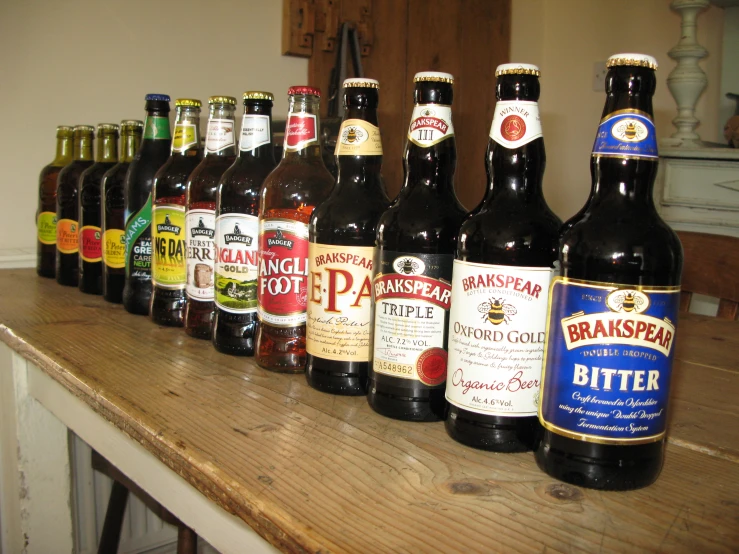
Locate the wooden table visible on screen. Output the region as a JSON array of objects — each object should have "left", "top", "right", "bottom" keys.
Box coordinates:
[{"left": 0, "top": 268, "right": 737, "bottom": 553}]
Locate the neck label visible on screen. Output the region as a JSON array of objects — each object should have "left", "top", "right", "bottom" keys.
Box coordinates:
[
  {"left": 144, "top": 116, "right": 171, "bottom": 140},
  {"left": 592, "top": 110, "right": 658, "bottom": 159},
  {"left": 335, "top": 119, "right": 383, "bottom": 156},
  {"left": 490, "top": 100, "right": 543, "bottom": 148},
  {"left": 206, "top": 119, "right": 235, "bottom": 153},
  {"left": 172, "top": 123, "right": 198, "bottom": 152},
  {"left": 240, "top": 115, "right": 271, "bottom": 152},
  {"left": 408, "top": 105, "right": 454, "bottom": 147},
  {"left": 284, "top": 114, "right": 318, "bottom": 152}
]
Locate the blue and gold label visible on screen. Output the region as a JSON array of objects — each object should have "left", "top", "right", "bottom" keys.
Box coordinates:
[
  {"left": 539, "top": 278, "right": 680, "bottom": 445},
  {"left": 592, "top": 109, "right": 658, "bottom": 159}
]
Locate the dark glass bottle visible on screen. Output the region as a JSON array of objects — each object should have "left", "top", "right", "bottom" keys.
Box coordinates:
[
  {"left": 368, "top": 72, "right": 467, "bottom": 421},
  {"left": 255, "top": 86, "right": 335, "bottom": 372},
  {"left": 56, "top": 125, "right": 94, "bottom": 286},
  {"left": 37, "top": 126, "right": 73, "bottom": 278},
  {"left": 123, "top": 94, "right": 171, "bottom": 315},
  {"left": 212, "top": 91, "right": 277, "bottom": 355},
  {"left": 102, "top": 120, "right": 143, "bottom": 303},
  {"left": 535, "top": 54, "right": 683, "bottom": 490},
  {"left": 78, "top": 124, "right": 119, "bottom": 295},
  {"left": 184, "top": 96, "right": 238, "bottom": 339},
  {"left": 150, "top": 99, "right": 204, "bottom": 327},
  {"left": 306, "top": 79, "right": 389, "bottom": 394},
  {"left": 445, "top": 64, "right": 561, "bottom": 451}
]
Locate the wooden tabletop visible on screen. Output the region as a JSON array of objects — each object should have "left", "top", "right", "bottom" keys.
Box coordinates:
[{"left": 0, "top": 268, "right": 737, "bottom": 553}]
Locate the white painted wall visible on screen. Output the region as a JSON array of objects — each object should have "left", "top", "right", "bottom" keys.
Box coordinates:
[{"left": 0, "top": 0, "right": 308, "bottom": 250}]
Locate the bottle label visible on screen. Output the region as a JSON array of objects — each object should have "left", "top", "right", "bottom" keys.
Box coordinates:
[
  {"left": 56, "top": 219, "right": 79, "bottom": 254},
  {"left": 306, "top": 244, "right": 374, "bottom": 361},
  {"left": 172, "top": 123, "right": 197, "bottom": 152},
  {"left": 205, "top": 119, "right": 235, "bottom": 153},
  {"left": 214, "top": 213, "right": 259, "bottom": 313},
  {"left": 334, "top": 119, "right": 383, "bottom": 156},
  {"left": 446, "top": 261, "right": 554, "bottom": 416},
  {"left": 284, "top": 114, "right": 318, "bottom": 152},
  {"left": 372, "top": 251, "right": 453, "bottom": 386},
  {"left": 144, "top": 116, "right": 171, "bottom": 140},
  {"left": 125, "top": 194, "right": 152, "bottom": 279},
  {"left": 240, "top": 115, "right": 271, "bottom": 152},
  {"left": 407, "top": 105, "right": 454, "bottom": 148},
  {"left": 80, "top": 226, "right": 102, "bottom": 262},
  {"left": 539, "top": 278, "right": 680, "bottom": 444},
  {"left": 37, "top": 211, "right": 57, "bottom": 245},
  {"left": 592, "top": 110, "right": 658, "bottom": 159},
  {"left": 152, "top": 205, "right": 186, "bottom": 289},
  {"left": 257, "top": 219, "right": 310, "bottom": 326},
  {"left": 103, "top": 229, "right": 126, "bottom": 268},
  {"left": 185, "top": 209, "right": 216, "bottom": 300},
  {"left": 489, "top": 100, "right": 543, "bottom": 148}
]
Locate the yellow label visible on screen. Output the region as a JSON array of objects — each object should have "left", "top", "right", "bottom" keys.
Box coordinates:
[
  {"left": 334, "top": 119, "right": 383, "bottom": 156},
  {"left": 56, "top": 219, "right": 78, "bottom": 254},
  {"left": 172, "top": 123, "right": 197, "bottom": 152},
  {"left": 37, "top": 211, "right": 57, "bottom": 245},
  {"left": 103, "top": 229, "right": 126, "bottom": 268},
  {"left": 152, "top": 204, "right": 186, "bottom": 289}
]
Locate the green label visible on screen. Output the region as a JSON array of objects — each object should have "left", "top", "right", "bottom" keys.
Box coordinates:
[
  {"left": 143, "top": 116, "right": 171, "bottom": 140},
  {"left": 125, "top": 194, "right": 152, "bottom": 277},
  {"left": 152, "top": 205, "right": 186, "bottom": 288},
  {"left": 37, "top": 211, "right": 57, "bottom": 245}
]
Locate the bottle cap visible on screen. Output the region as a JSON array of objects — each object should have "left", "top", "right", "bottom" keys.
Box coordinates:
[
  {"left": 495, "top": 63, "right": 540, "bottom": 77},
  {"left": 73, "top": 125, "right": 95, "bottom": 133},
  {"left": 176, "top": 98, "right": 202, "bottom": 107},
  {"left": 121, "top": 120, "right": 144, "bottom": 128},
  {"left": 343, "top": 78, "right": 380, "bottom": 89},
  {"left": 243, "top": 91, "right": 275, "bottom": 101},
  {"left": 145, "top": 94, "right": 171, "bottom": 102},
  {"left": 208, "top": 96, "right": 237, "bottom": 105},
  {"left": 56, "top": 125, "right": 74, "bottom": 132},
  {"left": 413, "top": 71, "right": 454, "bottom": 84},
  {"left": 288, "top": 86, "right": 321, "bottom": 97},
  {"left": 97, "top": 123, "right": 120, "bottom": 132},
  {"left": 606, "top": 53, "right": 658, "bottom": 70}
]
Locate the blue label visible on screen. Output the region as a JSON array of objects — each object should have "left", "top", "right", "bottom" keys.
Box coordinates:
[
  {"left": 592, "top": 111, "right": 658, "bottom": 159},
  {"left": 539, "top": 278, "right": 680, "bottom": 444}
]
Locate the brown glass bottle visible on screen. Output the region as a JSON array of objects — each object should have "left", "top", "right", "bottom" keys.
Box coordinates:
[
  {"left": 445, "top": 65, "right": 561, "bottom": 451},
  {"left": 306, "top": 79, "right": 389, "bottom": 394},
  {"left": 56, "top": 125, "right": 94, "bottom": 286},
  {"left": 184, "top": 96, "right": 238, "bottom": 339},
  {"left": 212, "top": 92, "right": 277, "bottom": 355},
  {"left": 535, "top": 54, "right": 683, "bottom": 490},
  {"left": 102, "top": 120, "right": 143, "bottom": 303},
  {"left": 78, "top": 124, "right": 119, "bottom": 295},
  {"left": 37, "top": 126, "right": 73, "bottom": 278},
  {"left": 150, "top": 99, "right": 204, "bottom": 327},
  {"left": 368, "top": 72, "right": 467, "bottom": 421},
  {"left": 255, "top": 86, "right": 335, "bottom": 372}
]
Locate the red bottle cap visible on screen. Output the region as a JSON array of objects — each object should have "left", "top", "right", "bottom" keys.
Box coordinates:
[{"left": 288, "top": 86, "right": 321, "bottom": 97}]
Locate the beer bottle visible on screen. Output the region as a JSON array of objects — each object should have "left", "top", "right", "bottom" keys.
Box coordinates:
[
  {"left": 306, "top": 79, "right": 389, "bottom": 394},
  {"left": 78, "top": 124, "right": 120, "bottom": 295},
  {"left": 212, "top": 92, "right": 277, "bottom": 355},
  {"left": 535, "top": 54, "right": 683, "bottom": 490},
  {"left": 56, "top": 125, "right": 94, "bottom": 286},
  {"left": 368, "top": 72, "right": 466, "bottom": 421},
  {"left": 123, "top": 94, "right": 171, "bottom": 315},
  {"left": 184, "top": 96, "right": 238, "bottom": 339},
  {"left": 151, "top": 99, "right": 204, "bottom": 327},
  {"left": 37, "top": 126, "right": 73, "bottom": 278},
  {"left": 102, "top": 120, "right": 143, "bottom": 303},
  {"left": 445, "top": 65, "right": 561, "bottom": 451},
  {"left": 255, "top": 86, "right": 334, "bottom": 372}
]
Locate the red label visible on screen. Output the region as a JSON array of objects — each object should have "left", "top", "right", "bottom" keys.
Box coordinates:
[
  {"left": 417, "top": 348, "right": 448, "bottom": 386},
  {"left": 373, "top": 274, "right": 452, "bottom": 310},
  {"left": 410, "top": 117, "right": 449, "bottom": 135},
  {"left": 501, "top": 115, "right": 526, "bottom": 141},
  {"left": 284, "top": 114, "right": 318, "bottom": 150},
  {"left": 80, "top": 226, "right": 102, "bottom": 262}
]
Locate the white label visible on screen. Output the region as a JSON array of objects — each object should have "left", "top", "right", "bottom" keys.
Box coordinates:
[
  {"left": 489, "top": 100, "right": 542, "bottom": 149},
  {"left": 407, "top": 104, "right": 454, "bottom": 147},
  {"left": 214, "top": 213, "right": 259, "bottom": 313},
  {"left": 445, "top": 260, "right": 553, "bottom": 416},
  {"left": 205, "top": 119, "right": 235, "bottom": 153},
  {"left": 185, "top": 209, "right": 216, "bottom": 301},
  {"left": 239, "top": 114, "right": 271, "bottom": 152}
]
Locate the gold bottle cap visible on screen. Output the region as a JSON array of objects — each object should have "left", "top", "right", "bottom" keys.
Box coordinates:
[
  {"left": 607, "top": 53, "right": 658, "bottom": 70},
  {"left": 56, "top": 125, "right": 74, "bottom": 132},
  {"left": 209, "top": 96, "right": 237, "bottom": 105},
  {"left": 414, "top": 71, "right": 454, "bottom": 84},
  {"left": 343, "top": 78, "right": 380, "bottom": 89},
  {"left": 176, "top": 98, "right": 202, "bottom": 107},
  {"left": 495, "top": 63, "right": 540, "bottom": 77},
  {"left": 243, "top": 91, "right": 275, "bottom": 101},
  {"left": 97, "top": 123, "right": 120, "bottom": 132},
  {"left": 73, "top": 125, "right": 95, "bottom": 133},
  {"left": 120, "top": 119, "right": 144, "bottom": 129}
]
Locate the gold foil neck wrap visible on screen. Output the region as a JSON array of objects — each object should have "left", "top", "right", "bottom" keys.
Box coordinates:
[
  {"left": 243, "top": 91, "right": 275, "bottom": 101},
  {"left": 209, "top": 96, "right": 238, "bottom": 105},
  {"left": 176, "top": 98, "right": 202, "bottom": 107}
]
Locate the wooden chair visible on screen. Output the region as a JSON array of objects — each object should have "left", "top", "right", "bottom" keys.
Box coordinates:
[{"left": 677, "top": 230, "right": 739, "bottom": 319}]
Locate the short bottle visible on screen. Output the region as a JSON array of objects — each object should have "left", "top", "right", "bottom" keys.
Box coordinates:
[
  {"left": 535, "top": 54, "right": 683, "bottom": 490},
  {"left": 37, "top": 126, "right": 74, "bottom": 278},
  {"left": 79, "top": 124, "right": 120, "bottom": 295},
  {"left": 306, "top": 78, "right": 389, "bottom": 394},
  {"left": 255, "top": 86, "right": 335, "bottom": 372},
  {"left": 56, "top": 125, "right": 95, "bottom": 286},
  {"left": 184, "top": 96, "right": 238, "bottom": 339},
  {"left": 150, "top": 99, "right": 204, "bottom": 327},
  {"left": 212, "top": 91, "right": 277, "bottom": 355},
  {"left": 368, "top": 72, "right": 467, "bottom": 421},
  {"left": 102, "top": 120, "right": 144, "bottom": 303},
  {"left": 123, "top": 94, "right": 172, "bottom": 315},
  {"left": 445, "top": 64, "right": 561, "bottom": 451}
]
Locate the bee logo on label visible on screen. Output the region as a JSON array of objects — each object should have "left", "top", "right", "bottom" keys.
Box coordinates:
[
  {"left": 393, "top": 256, "right": 425, "bottom": 276},
  {"left": 340, "top": 125, "right": 367, "bottom": 145},
  {"left": 611, "top": 118, "right": 648, "bottom": 142},
  {"left": 478, "top": 297, "right": 517, "bottom": 325},
  {"left": 606, "top": 289, "right": 650, "bottom": 314}
]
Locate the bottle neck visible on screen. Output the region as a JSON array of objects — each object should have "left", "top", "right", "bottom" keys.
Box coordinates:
[
  {"left": 97, "top": 133, "right": 119, "bottom": 163},
  {"left": 238, "top": 102, "right": 276, "bottom": 162},
  {"left": 172, "top": 107, "right": 202, "bottom": 156},
  {"left": 335, "top": 101, "right": 382, "bottom": 188},
  {"left": 120, "top": 131, "right": 141, "bottom": 163},
  {"left": 205, "top": 105, "right": 237, "bottom": 157},
  {"left": 282, "top": 95, "right": 324, "bottom": 163},
  {"left": 590, "top": 156, "right": 657, "bottom": 209},
  {"left": 143, "top": 109, "right": 171, "bottom": 141},
  {"left": 76, "top": 134, "right": 94, "bottom": 161},
  {"left": 53, "top": 134, "right": 74, "bottom": 165}
]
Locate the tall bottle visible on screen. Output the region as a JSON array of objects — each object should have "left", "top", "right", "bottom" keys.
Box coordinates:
[
  {"left": 255, "top": 86, "right": 335, "bottom": 372},
  {"left": 306, "top": 79, "right": 389, "bottom": 394},
  {"left": 445, "top": 64, "right": 561, "bottom": 451},
  {"left": 37, "top": 126, "right": 74, "bottom": 278},
  {"left": 102, "top": 120, "right": 143, "bottom": 303},
  {"left": 150, "top": 99, "right": 204, "bottom": 326},
  {"left": 212, "top": 92, "right": 277, "bottom": 355},
  {"left": 78, "top": 124, "right": 119, "bottom": 295},
  {"left": 56, "top": 125, "right": 94, "bottom": 286},
  {"left": 123, "top": 94, "right": 171, "bottom": 315},
  {"left": 535, "top": 54, "right": 683, "bottom": 490},
  {"left": 368, "top": 72, "right": 467, "bottom": 421},
  {"left": 184, "top": 96, "right": 238, "bottom": 339}
]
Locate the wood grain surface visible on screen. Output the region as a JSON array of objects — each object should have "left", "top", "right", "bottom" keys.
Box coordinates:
[{"left": 1, "top": 269, "right": 738, "bottom": 553}]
